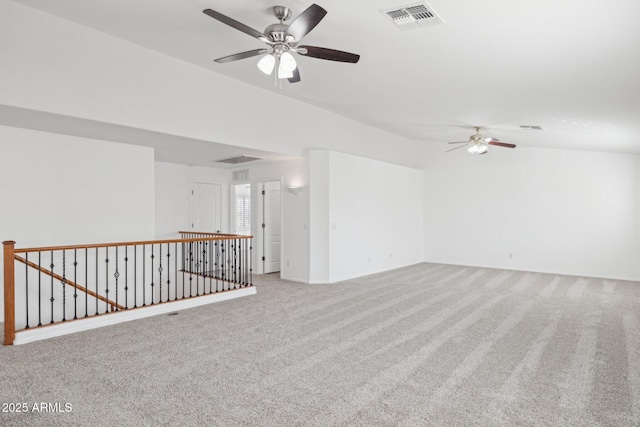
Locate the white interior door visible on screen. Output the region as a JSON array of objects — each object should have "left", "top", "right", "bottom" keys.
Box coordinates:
[
  {"left": 191, "top": 182, "right": 221, "bottom": 233},
  {"left": 263, "top": 181, "right": 281, "bottom": 273}
]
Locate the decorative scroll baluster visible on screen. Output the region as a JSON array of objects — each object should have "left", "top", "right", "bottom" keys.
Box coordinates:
[
  {"left": 61, "top": 250, "right": 67, "bottom": 321},
  {"left": 114, "top": 247, "right": 119, "bottom": 311},
  {"left": 188, "top": 242, "right": 193, "bottom": 298},
  {"left": 221, "top": 241, "right": 226, "bottom": 283},
  {"left": 165, "top": 243, "right": 170, "bottom": 303},
  {"left": 233, "top": 239, "right": 238, "bottom": 286}
]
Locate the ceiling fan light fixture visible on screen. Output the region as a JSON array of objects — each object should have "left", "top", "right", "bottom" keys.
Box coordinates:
[
  {"left": 278, "top": 51, "right": 297, "bottom": 79},
  {"left": 468, "top": 143, "right": 487, "bottom": 154},
  {"left": 257, "top": 54, "right": 275, "bottom": 75}
]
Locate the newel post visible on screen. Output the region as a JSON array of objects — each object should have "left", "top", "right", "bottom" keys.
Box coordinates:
[{"left": 3, "top": 241, "right": 16, "bottom": 345}]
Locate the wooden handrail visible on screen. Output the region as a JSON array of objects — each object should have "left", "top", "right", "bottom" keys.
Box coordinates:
[
  {"left": 14, "top": 234, "right": 253, "bottom": 254},
  {"left": 4, "top": 241, "right": 16, "bottom": 346},
  {"left": 14, "top": 255, "right": 125, "bottom": 311},
  {"left": 178, "top": 231, "right": 238, "bottom": 236}
]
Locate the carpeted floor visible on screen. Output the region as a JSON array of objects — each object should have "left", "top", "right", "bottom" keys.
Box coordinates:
[{"left": 1, "top": 263, "right": 639, "bottom": 426}]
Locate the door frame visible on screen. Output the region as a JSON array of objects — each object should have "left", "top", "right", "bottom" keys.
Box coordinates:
[
  {"left": 255, "top": 178, "right": 283, "bottom": 275},
  {"left": 190, "top": 180, "right": 224, "bottom": 233}
]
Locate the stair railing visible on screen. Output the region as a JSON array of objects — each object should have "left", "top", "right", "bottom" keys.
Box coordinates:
[{"left": 3, "top": 233, "right": 252, "bottom": 345}]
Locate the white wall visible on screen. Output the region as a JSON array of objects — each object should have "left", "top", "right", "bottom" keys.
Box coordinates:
[
  {"left": 0, "top": 125, "right": 155, "bottom": 321},
  {"left": 154, "top": 162, "right": 231, "bottom": 239},
  {"left": 423, "top": 145, "right": 640, "bottom": 281},
  {"left": 308, "top": 151, "right": 331, "bottom": 283},
  {"left": 231, "top": 158, "right": 310, "bottom": 283},
  {"left": 309, "top": 151, "right": 424, "bottom": 283},
  {"left": 0, "top": 1, "right": 424, "bottom": 170}
]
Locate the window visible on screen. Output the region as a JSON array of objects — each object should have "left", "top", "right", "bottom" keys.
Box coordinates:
[{"left": 233, "top": 184, "right": 251, "bottom": 235}]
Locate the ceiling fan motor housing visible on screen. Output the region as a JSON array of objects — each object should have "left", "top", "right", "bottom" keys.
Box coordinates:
[
  {"left": 273, "top": 6, "right": 292, "bottom": 22},
  {"left": 264, "top": 23, "right": 290, "bottom": 42}
]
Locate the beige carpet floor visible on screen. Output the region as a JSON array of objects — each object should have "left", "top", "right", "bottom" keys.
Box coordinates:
[{"left": 1, "top": 263, "right": 639, "bottom": 426}]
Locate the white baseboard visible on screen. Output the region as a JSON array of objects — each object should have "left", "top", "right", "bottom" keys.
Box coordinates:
[{"left": 12, "top": 286, "right": 257, "bottom": 345}]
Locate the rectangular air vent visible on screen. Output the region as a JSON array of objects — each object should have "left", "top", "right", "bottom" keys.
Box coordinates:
[
  {"left": 232, "top": 169, "right": 249, "bottom": 181},
  {"left": 381, "top": 2, "right": 444, "bottom": 30},
  {"left": 520, "top": 125, "right": 543, "bottom": 130},
  {"left": 214, "top": 155, "right": 262, "bottom": 164}
]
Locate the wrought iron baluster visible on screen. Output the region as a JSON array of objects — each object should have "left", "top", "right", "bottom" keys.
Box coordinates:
[
  {"left": 214, "top": 240, "right": 219, "bottom": 292},
  {"left": 85, "top": 248, "right": 88, "bottom": 318},
  {"left": 188, "top": 242, "right": 193, "bottom": 298},
  {"left": 38, "top": 252, "right": 42, "bottom": 326},
  {"left": 124, "top": 246, "right": 129, "bottom": 309},
  {"left": 105, "top": 247, "right": 110, "bottom": 313},
  {"left": 165, "top": 243, "right": 170, "bottom": 303},
  {"left": 150, "top": 244, "right": 155, "bottom": 305},
  {"left": 221, "top": 240, "right": 226, "bottom": 284},
  {"left": 233, "top": 239, "right": 238, "bottom": 287},
  {"left": 25, "top": 253, "right": 29, "bottom": 329},
  {"left": 61, "top": 250, "right": 67, "bottom": 321},
  {"left": 142, "top": 245, "right": 146, "bottom": 307},
  {"left": 134, "top": 245, "right": 138, "bottom": 308},
  {"left": 174, "top": 242, "right": 178, "bottom": 301},
  {"left": 95, "top": 248, "right": 99, "bottom": 316},
  {"left": 50, "top": 250, "right": 55, "bottom": 324},
  {"left": 73, "top": 249, "right": 78, "bottom": 320},
  {"left": 239, "top": 239, "right": 243, "bottom": 286},
  {"left": 158, "top": 244, "right": 164, "bottom": 303},
  {"left": 195, "top": 240, "right": 200, "bottom": 296},
  {"left": 114, "top": 246, "right": 119, "bottom": 311}
]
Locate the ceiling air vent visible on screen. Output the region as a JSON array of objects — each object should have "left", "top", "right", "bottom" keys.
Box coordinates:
[
  {"left": 232, "top": 169, "right": 249, "bottom": 181},
  {"left": 520, "top": 125, "right": 543, "bottom": 130},
  {"left": 214, "top": 155, "right": 262, "bottom": 164},
  {"left": 381, "top": 2, "right": 444, "bottom": 30}
]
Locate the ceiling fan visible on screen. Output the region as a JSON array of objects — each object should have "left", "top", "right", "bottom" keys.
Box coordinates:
[
  {"left": 446, "top": 127, "right": 516, "bottom": 155},
  {"left": 202, "top": 4, "right": 360, "bottom": 83}
]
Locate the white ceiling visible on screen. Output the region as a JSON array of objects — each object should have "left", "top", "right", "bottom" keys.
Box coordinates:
[{"left": 9, "top": 0, "right": 640, "bottom": 159}]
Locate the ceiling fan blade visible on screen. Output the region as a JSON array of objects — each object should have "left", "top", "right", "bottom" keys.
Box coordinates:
[
  {"left": 446, "top": 144, "right": 468, "bottom": 153},
  {"left": 488, "top": 141, "right": 516, "bottom": 148},
  {"left": 285, "top": 4, "right": 327, "bottom": 41},
  {"left": 288, "top": 67, "right": 301, "bottom": 83},
  {"left": 214, "top": 49, "right": 268, "bottom": 64},
  {"left": 447, "top": 141, "right": 469, "bottom": 144},
  {"left": 298, "top": 46, "right": 360, "bottom": 63},
  {"left": 486, "top": 137, "right": 501, "bottom": 142},
  {"left": 203, "top": 9, "right": 267, "bottom": 41}
]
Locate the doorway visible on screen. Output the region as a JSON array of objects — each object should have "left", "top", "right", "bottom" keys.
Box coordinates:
[{"left": 262, "top": 181, "right": 281, "bottom": 274}]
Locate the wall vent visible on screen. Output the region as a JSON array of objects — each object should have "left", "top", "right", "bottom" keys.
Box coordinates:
[
  {"left": 214, "top": 155, "right": 262, "bottom": 164},
  {"left": 381, "top": 2, "right": 444, "bottom": 30},
  {"left": 232, "top": 169, "right": 249, "bottom": 181}
]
